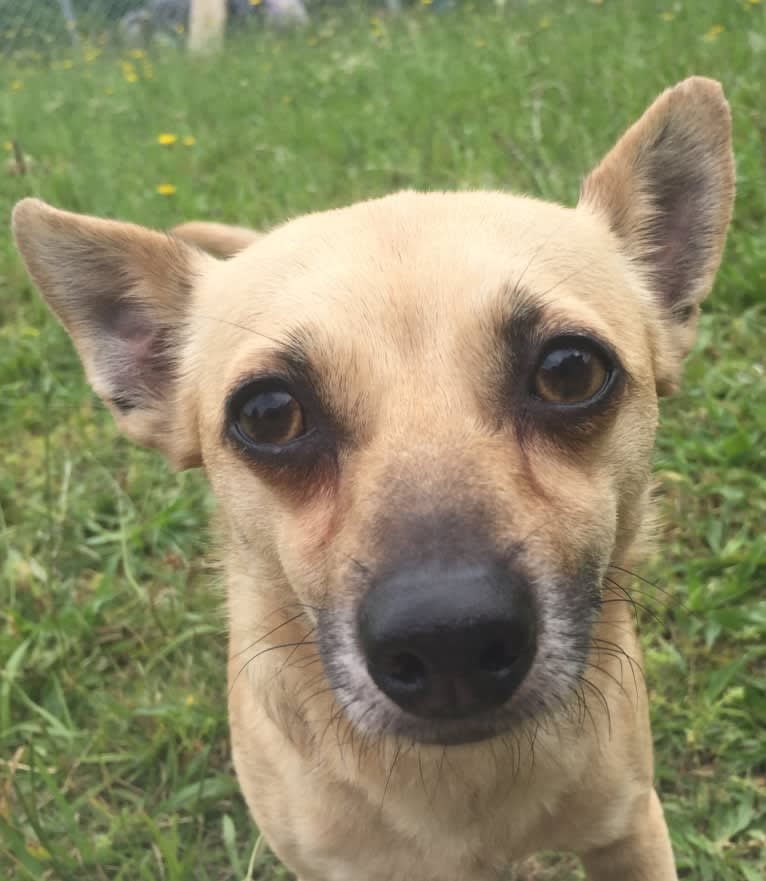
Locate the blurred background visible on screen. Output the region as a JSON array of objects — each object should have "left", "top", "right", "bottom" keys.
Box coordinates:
[
  {"left": 3, "top": 0, "right": 459, "bottom": 58},
  {"left": 1, "top": 2, "right": 764, "bottom": 880}
]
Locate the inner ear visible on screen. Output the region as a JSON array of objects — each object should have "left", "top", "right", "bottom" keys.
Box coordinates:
[
  {"left": 627, "top": 120, "right": 723, "bottom": 321},
  {"left": 12, "top": 198, "right": 208, "bottom": 468},
  {"left": 579, "top": 77, "right": 734, "bottom": 334},
  {"left": 90, "top": 304, "right": 177, "bottom": 413}
]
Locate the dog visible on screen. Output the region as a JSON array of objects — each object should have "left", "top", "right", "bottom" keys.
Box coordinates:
[{"left": 13, "top": 76, "right": 734, "bottom": 880}]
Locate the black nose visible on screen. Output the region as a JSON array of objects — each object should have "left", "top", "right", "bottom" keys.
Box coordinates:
[{"left": 357, "top": 561, "right": 537, "bottom": 720}]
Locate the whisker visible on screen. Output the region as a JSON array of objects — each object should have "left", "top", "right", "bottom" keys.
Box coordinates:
[
  {"left": 294, "top": 679, "right": 337, "bottom": 718},
  {"left": 230, "top": 610, "right": 308, "bottom": 660},
  {"left": 417, "top": 748, "right": 428, "bottom": 800},
  {"left": 591, "top": 637, "right": 644, "bottom": 693},
  {"left": 581, "top": 659, "right": 632, "bottom": 702},
  {"left": 317, "top": 695, "right": 358, "bottom": 760},
  {"left": 607, "top": 563, "right": 678, "bottom": 605},
  {"left": 601, "top": 576, "right": 665, "bottom": 627},
  {"left": 228, "top": 638, "right": 319, "bottom": 696},
  {"left": 343, "top": 553, "right": 373, "bottom": 577},
  {"left": 180, "top": 308, "right": 286, "bottom": 348},
  {"left": 603, "top": 575, "right": 677, "bottom": 610},
  {"left": 276, "top": 626, "right": 318, "bottom": 675},
  {"left": 575, "top": 674, "right": 612, "bottom": 739}
]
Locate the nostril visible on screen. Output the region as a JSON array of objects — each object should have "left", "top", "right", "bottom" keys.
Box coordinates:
[
  {"left": 479, "top": 638, "right": 520, "bottom": 676},
  {"left": 382, "top": 651, "right": 427, "bottom": 689}
]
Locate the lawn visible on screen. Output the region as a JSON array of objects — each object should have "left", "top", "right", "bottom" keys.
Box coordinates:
[{"left": 1, "top": 1, "right": 765, "bottom": 879}]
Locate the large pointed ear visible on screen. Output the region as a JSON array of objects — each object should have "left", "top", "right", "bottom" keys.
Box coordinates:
[
  {"left": 171, "top": 220, "right": 261, "bottom": 258},
  {"left": 12, "top": 198, "right": 210, "bottom": 468},
  {"left": 578, "top": 77, "right": 735, "bottom": 392}
]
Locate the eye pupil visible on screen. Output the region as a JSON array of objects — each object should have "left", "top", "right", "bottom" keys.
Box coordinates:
[
  {"left": 237, "top": 389, "right": 305, "bottom": 445},
  {"left": 534, "top": 344, "right": 608, "bottom": 404}
]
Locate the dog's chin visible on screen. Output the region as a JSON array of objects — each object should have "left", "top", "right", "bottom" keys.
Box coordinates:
[
  {"left": 335, "top": 683, "right": 523, "bottom": 747},
  {"left": 385, "top": 715, "right": 512, "bottom": 747}
]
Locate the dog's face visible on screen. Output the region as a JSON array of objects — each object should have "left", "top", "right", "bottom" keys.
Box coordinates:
[
  {"left": 193, "top": 192, "right": 664, "bottom": 745},
  {"left": 13, "top": 78, "right": 734, "bottom": 746}
]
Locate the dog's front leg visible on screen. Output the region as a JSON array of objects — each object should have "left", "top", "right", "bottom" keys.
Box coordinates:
[{"left": 579, "top": 789, "right": 678, "bottom": 881}]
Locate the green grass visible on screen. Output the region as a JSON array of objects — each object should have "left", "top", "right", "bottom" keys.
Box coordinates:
[{"left": 1, "top": 2, "right": 765, "bottom": 879}]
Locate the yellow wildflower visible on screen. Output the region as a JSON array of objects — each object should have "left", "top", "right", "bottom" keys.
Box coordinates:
[
  {"left": 156, "top": 183, "right": 177, "bottom": 196},
  {"left": 183, "top": 135, "right": 196, "bottom": 147},
  {"left": 3, "top": 141, "right": 12, "bottom": 151},
  {"left": 370, "top": 15, "right": 387, "bottom": 39},
  {"left": 10, "top": 79, "right": 23, "bottom": 91},
  {"left": 747, "top": 0, "right": 761, "bottom": 5},
  {"left": 250, "top": 0, "right": 264, "bottom": 5},
  {"left": 121, "top": 61, "right": 138, "bottom": 83},
  {"left": 702, "top": 24, "right": 724, "bottom": 42},
  {"left": 660, "top": 11, "right": 675, "bottom": 21},
  {"left": 26, "top": 842, "right": 51, "bottom": 861},
  {"left": 129, "top": 48, "right": 146, "bottom": 59},
  {"left": 175, "top": 23, "right": 185, "bottom": 34},
  {"left": 538, "top": 16, "right": 551, "bottom": 29},
  {"left": 184, "top": 694, "right": 196, "bottom": 706},
  {"left": 421, "top": 0, "right": 433, "bottom": 5},
  {"left": 157, "top": 133, "right": 178, "bottom": 146}
]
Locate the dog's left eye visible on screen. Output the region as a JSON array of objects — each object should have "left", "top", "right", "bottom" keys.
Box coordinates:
[
  {"left": 231, "top": 383, "right": 308, "bottom": 447},
  {"left": 532, "top": 339, "right": 611, "bottom": 405}
]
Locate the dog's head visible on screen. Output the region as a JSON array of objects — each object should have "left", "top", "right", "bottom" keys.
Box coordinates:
[{"left": 14, "top": 78, "right": 733, "bottom": 745}]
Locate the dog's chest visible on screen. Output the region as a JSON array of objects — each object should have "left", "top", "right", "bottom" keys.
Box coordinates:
[
  {"left": 285, "top": 806, "right": 512, "bottom": 881},
  {"left": 271, "top": 756, "right": 553, "bottom": 881}
]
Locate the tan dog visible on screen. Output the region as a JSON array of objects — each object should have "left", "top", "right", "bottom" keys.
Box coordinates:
[{"left": 13, "top": 77, "right": 734, "bottom": 881}]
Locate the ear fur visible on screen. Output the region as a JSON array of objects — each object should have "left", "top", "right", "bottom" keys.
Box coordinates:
[
  {"left": 578, "top": 77, "right": 735, "bottom": 391},
  {"left": 171, "top": 221, "right": 261, "bottom": 258},
  {"left": 12, "top": 198, "right": 209, "bottom": 468}
]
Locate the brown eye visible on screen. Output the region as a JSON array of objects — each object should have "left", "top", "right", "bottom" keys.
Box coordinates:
[
  {"left": 236, "top": 387, "right": 305, "bottom": 446},
  {"left": 533, "top": 342, "right": 610, "bottom": 404}
]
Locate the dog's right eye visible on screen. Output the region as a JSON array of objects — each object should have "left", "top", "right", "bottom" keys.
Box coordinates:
[
  {"left": 230, "top": 382, "right": 309, "bottom": 448},
  {"left": 531, "top": 336, "right": 613, "bottom": 406}
]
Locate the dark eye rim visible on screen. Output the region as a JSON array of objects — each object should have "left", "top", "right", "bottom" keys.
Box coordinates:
[
  {"left": 528, "top": 333, "right": 620, "bottom": 410},
  {"left": 225, "top": 375, "right": 318, "bottom": 456}
]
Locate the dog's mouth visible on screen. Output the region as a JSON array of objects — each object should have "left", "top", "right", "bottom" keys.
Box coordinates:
[{"left": 365, "top": 709, "right": 518, "bottom": 747}]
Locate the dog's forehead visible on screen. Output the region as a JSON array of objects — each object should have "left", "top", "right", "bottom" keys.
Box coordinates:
[{"left": 196, "top": 191, "right": 651, "bottom": 381}]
